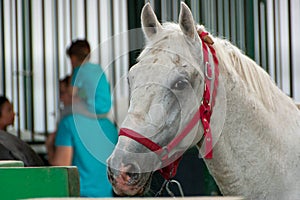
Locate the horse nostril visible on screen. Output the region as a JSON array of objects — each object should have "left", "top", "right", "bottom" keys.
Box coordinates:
[
  {"left": 124, "top": 163, "right": 141, "bottom": 185},
  {"left": 107, "top": 161, "right": 142, "bottom": 186},
  {"left": 126, "top": 171, "right": 140, "bottom": 184}
]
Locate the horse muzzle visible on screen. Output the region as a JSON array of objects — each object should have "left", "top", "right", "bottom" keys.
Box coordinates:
[{"left": 107, "top": 158, "right": 152, "bottom": 196}]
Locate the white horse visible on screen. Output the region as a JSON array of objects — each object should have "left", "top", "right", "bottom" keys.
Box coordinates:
[{"left": 107, "top": 2, "right": 300, "bottom": 199}]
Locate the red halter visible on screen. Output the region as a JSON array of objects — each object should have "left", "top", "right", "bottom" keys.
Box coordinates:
[{"left": 119, "top": 31, "right": 219, "bottom": 179}]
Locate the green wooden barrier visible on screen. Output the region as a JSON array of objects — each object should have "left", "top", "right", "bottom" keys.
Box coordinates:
[
  {"left": 0, "top": 165, "right": 80, "bottom": 200},
  {"left": 0, "top": 160, "right": 24, "bottom": 167}
]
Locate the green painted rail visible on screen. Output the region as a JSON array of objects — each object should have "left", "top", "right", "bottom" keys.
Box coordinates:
[
  {"left": 0, "top": 165, "right": 79, "bottom": 200},
  {"left": 0, "top": 160, "right": 24, "bottom": 167}
]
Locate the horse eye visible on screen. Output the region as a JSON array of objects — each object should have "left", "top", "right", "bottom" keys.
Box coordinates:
[{"left": 171, "top": 80, "right": 188, "bottom": 90}]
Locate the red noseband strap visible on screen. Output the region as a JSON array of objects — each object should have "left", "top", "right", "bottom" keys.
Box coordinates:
[
  {"left": 119, "top": 128, "right": 182, "bottom": 179},
  {"left": 119, "top": 128, "right": 162, "bottom": 152}
]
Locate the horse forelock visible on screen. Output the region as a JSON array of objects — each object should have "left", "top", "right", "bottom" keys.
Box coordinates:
[{"left": 138, "top": 22, "right": 202, "bottom": 64}]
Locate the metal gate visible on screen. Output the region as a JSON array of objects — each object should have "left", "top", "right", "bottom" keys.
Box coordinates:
[{"left": 0, "top": 0, "right": 129, "bottom": 139}]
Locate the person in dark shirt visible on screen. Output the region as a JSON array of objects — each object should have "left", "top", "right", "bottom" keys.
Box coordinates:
[{"left": 0, "top": 96, "right": 44, "bottom": 166}]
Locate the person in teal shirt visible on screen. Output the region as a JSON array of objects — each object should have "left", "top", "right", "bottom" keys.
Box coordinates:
[
  {"left": 47, "top": 39, "right": 118, "bottom": 197},
  {"left": 66, "top": 39, "right": 112, "bottom": 115},
  {"left": 54, "top": 114, "right": 118, "bottom": 197},
  {"left": 72, "top": 62, "right": 111, "bottom": 114}
]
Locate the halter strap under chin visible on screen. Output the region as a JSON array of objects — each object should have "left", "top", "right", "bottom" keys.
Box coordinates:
[{"left": 119, "top": 31, "right": 219, "bottom": 179}]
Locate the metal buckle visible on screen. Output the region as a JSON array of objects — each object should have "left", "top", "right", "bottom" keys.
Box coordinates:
[{"left": 204, "top": 61, "right": 214, "bottom": 80}]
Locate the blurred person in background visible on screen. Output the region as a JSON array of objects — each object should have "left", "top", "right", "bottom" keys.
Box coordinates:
[
  {"left": 0, "top": 96, "right": 44, "bottom": 166},
  {"left": 0, "top": 96, "right": 15, "bottom": 131},
  {"left": 46, "top": 39, "right": 118, "bottom": 197}
]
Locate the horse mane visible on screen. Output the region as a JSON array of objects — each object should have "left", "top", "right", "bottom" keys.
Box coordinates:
[
  {"left": 211, "top": 36, "right": 278, "bottom": 110},
  {"left": 194, "top": 24, "right": 278, "bottom": 111}
]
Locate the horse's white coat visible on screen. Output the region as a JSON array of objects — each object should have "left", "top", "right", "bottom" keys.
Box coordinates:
[
  {"left": 203, "top": 36, "right": 300, "bottom": 199},
  {"left": 108, "top": 3, "right": 300, "bottom": 199}
]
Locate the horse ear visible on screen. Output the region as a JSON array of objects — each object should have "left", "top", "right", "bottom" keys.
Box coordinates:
[
  {"left": 179, "top": 2, "right": 197, "bottom": 40},
  {"left": 141, "top": 3, "right": 162, "bottom": 40}
]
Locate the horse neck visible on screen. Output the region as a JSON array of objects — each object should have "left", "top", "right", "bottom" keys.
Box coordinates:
[{"left": 201, "top": 71, "right": 300, "bottom": 198}]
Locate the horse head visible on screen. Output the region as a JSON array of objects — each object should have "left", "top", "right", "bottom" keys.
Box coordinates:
[{"left": 107, "top": 2, "right": 218, "bottom": 196}]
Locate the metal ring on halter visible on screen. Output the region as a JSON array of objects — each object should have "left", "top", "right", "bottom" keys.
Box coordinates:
[
  {"left": 155, "top": 180, "right": 168, "bottom": 197},
  {"left": 204, "top": 61, "right": 214, "bottom": 80},
  {"left": 166, "top": 179, "right": 184, "bottom": 197}
]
